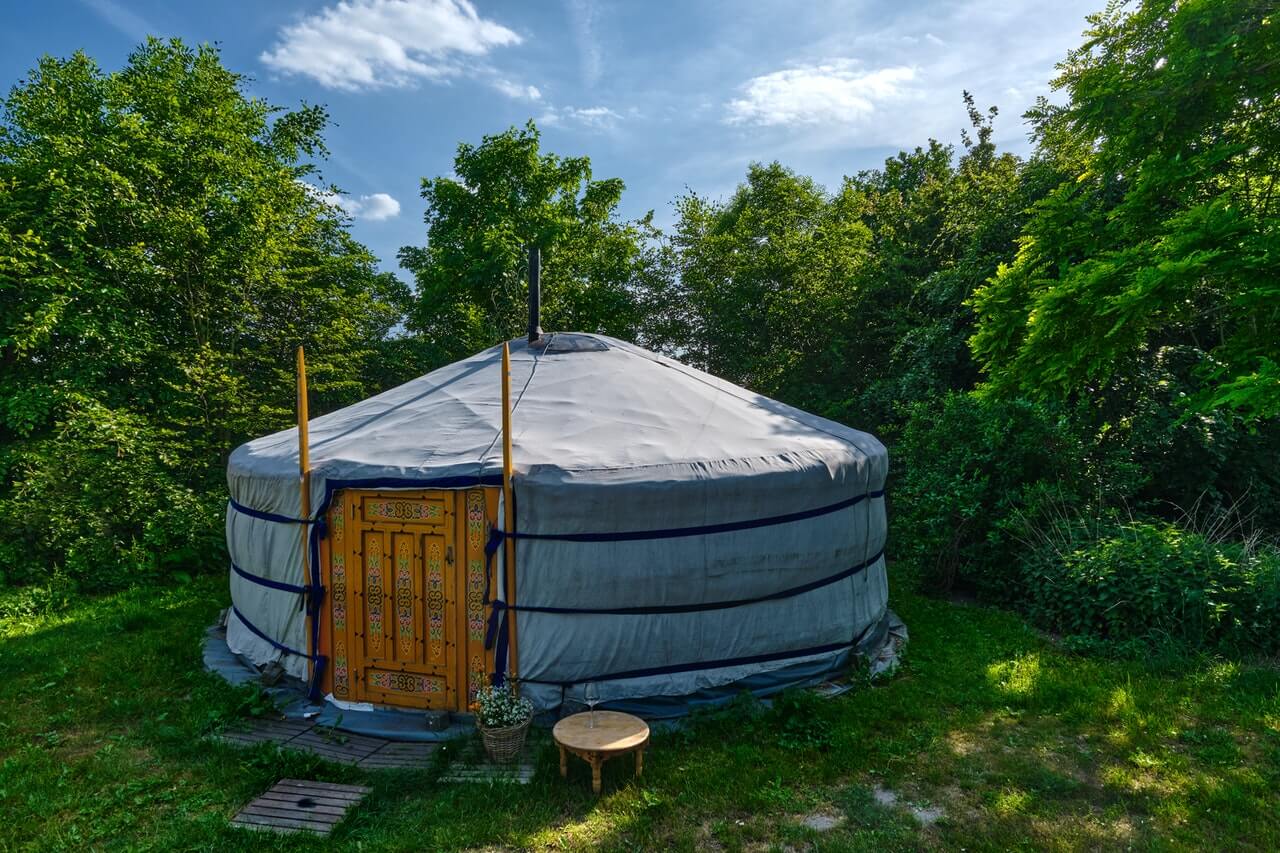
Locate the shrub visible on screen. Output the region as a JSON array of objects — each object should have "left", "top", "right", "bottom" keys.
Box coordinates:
[
  {"left": 1024, "top": 519, "right": 1280, "bottom": 655},
  {"left": 891, "top": 392, "right": 1097, "bottom": 597},
  {"left": 0, "top": 398, "right": 224, "bottom": 590}
]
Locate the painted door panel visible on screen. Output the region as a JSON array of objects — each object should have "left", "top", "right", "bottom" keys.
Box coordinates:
[{"left": 321, "top": 488, "right": 499, "bottom": 712}]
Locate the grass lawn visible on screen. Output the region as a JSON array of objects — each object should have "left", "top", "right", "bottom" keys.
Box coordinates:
[{"left": 1, "top": 570, "right": 1277, "bottom": 851}]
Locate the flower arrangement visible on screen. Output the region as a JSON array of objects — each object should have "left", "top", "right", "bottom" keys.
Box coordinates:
[
  {"left": 472, "top": 680, "right": 533, "bottom": 762},
  {"left": 472, "top": 682, "right": 533, "bottom": 730}
]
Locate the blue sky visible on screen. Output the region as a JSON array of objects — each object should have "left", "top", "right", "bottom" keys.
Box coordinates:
[{"left": 3, "top": 0, "right": 1101, "bottom": 273}]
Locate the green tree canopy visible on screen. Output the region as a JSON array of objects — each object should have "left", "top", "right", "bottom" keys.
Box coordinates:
[
  {"left": 661, "top": 162, "right": 870, "bottom": 407},
  {"left": 970, "top": 0, "right": 1280, "bottom": 420},
  {"left": 0, "top": 39, "right": 407, "bottom": 585},
  {"left": 400, "top": 123, "right": 652, "bottom": 364}
]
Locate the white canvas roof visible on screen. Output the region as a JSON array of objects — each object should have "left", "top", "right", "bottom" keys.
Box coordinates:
[{"left": 229, "top": 333, "right": 886, "bottom": 514}]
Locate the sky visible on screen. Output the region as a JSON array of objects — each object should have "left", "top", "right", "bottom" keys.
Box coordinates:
[{"left": 2, "top": 0, "right": 1102, "bottom": 274}]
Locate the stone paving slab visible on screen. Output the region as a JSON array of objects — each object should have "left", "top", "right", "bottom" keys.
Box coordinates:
[
  {"left": 215, "top": 718, "right": 440, "bottom": 770},
  {"left": 358, "top": 741, "right": 440, "bottom": 770},
  {"left": 437, "top": 740, "right": 537, "bottom": 784}
]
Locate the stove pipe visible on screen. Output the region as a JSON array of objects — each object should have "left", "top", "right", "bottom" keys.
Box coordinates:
[{"left": 527, "top": 245, "right": 543, "bottom": 345}]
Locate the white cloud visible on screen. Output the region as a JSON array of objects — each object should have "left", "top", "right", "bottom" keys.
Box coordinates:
[
  {"left": 538, "top": 105, "right": 622, "bottom": 129},
  {"left": 565, "top": 0, "right": 603, "bottom": 87},
  {"left": 924, "top": 32, "right": 946, "bottom": 47},
  {"left": 301, "top": 182, "right": 402, "bottom": 221},
  {"left": 261, "top": 0, "right": 521, "bottom": 91},
  {"left": 492, "top": 78, "right": 542, "bottom": 101},
  {"left": 725, "top": 61, "right": 916, "bottom": 127},
  {"left": 79, "top": 0, "right": 155, "bottom": 40},
  {"left": 353, "top": 193, "right": 402, "bottom": 221}
]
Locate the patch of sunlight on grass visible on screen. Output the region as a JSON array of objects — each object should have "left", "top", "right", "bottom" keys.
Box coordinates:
[
  {"left": 1105, "top": 726, "right": 1132, "bottom": 748},
  {"left": 524, "top": 795, "right": 644, "bottom": 849},
  {"left": 1203, "top": 660, "right": 1242, "bottom": 686},
  {"left": 986, "top": 653, "right": 1042, "bottom": 697},
  {"left": 945, "top": 729, "right": 978, "bottom": 757},
  {"left": 1102, "top": 760, "right": 1192, "bottom": 799},
  {"left": 1029, "top": 811, "right": 1137, "bottom": 846},
  {"left": 1107, "top": 684, "right": 1137, "bottom": 718},
  {"left": 1128, "top": 748, "right": 1163, "bottom": 769},
  {"left": 993, "top": 788, "right": 1032, "bottom": 816}
]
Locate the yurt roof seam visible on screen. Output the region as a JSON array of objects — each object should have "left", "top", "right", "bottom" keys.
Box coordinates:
[
  {"left": 496, "top": 446, "right": 870, "bottom": 477},
  {"left": 472, "top": 334, "right": 547, "bottom": 480}
]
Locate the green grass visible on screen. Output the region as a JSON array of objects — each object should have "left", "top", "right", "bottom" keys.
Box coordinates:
[{"left": 2, "top": 571, "right": 1278, "bottom": 851}]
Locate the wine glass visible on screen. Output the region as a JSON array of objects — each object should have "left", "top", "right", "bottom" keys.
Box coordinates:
[{"left": 583, "top": 682, "right": 599, "bottom": 728}]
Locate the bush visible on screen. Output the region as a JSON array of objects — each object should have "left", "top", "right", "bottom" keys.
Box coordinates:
[
  {"left": 1024, "top": 519, "right": 1280, "bottom": 655},
  {"left": 891, "top": 392, "right": 1099, "bottom": 597},
  {"left": 0, "top": 398, "right": 224, "bottom": 590}
]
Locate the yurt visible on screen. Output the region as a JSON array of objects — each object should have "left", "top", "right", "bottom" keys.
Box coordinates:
[{"left": 224, "top": 330, "right": 892, "bottom": 717}]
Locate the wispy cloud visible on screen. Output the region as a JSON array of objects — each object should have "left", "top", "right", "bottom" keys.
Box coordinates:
[
  {"left": 725, "top": 61, "right": 917, "bottom": 128},
  {"left": 491, "top": 78, "right": 542, "bottom": 101},
  {"left": 301, "top": 182, "right": 402, "bottom": 221},
  {"left": 538, "top": 105, "right": 622, "bottom": 130},
  {"left": 261, "top": 0, "right": 521, "bottom": 91},
  {"left": 565, "top": 0, "right": 603, "bottom": 87},
  {"left": 79, "top": 0, "right": 155, "bottom": 41}
]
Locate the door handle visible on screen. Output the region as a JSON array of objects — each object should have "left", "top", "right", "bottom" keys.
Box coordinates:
[{"left": 446, "top": 545, "right": 454, "bottom": 566}]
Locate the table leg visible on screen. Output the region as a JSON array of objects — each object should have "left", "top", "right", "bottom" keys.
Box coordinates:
[
  {"left": 635, "top": 748, "right": 644, "bottom": 777},
  {"left": 559, "top": 745, "right": 568, "bottom": 778},
  {"left": 590, "top": 755, "right": 603, "bottom": 795}
]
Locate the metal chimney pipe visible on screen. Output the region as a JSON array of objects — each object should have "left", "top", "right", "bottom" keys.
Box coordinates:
[{"left": 527, "top": 245, "right": 543, "bottom": 345}]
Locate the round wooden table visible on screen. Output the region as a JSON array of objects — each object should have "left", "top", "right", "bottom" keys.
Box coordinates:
[{"left": 552, "top": 710, "right": 650, "bottom": 794}]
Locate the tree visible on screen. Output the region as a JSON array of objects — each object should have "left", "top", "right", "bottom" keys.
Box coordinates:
[
  {"left": 400, "top": 123, "right": 651, "bottom": 364},
  {"left": 664, "top": 162, "right": 871, "bottom": 409},
  {"left": 969, "top": 0, "right": 1280, "bottom": 420},
  {"left": 659, "top": 97, "right": 1056, "bottom": 429},
  {"left": 0, "top": 39, "right": 408, "bottom": 586}
]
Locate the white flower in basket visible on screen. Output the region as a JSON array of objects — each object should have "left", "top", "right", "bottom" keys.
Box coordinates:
[{"left": 472, "top": 680, "right": 533, "bottom": 762}]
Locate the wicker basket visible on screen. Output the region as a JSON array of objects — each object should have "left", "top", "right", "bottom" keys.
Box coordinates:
[{"left": 478, "top": 717, "right": 531, "bottom": 762}]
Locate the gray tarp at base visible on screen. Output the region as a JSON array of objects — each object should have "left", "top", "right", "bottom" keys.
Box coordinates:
[
  {"left": 203, "top": 625, "right": 473, "bottom": 742},
  {"left": 224, "top": 333, "right": 892, "bottom": 712},
  {"left": 204, "top": 610, "right": 908, "bottom": 739}
]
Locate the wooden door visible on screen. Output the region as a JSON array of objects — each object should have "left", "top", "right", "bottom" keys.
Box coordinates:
[
  {"left": 320, "top": 488, "right": 501, "bottom": 711},
  {"left": 329, "top": 491, "right": 456, "bottom": 709}
]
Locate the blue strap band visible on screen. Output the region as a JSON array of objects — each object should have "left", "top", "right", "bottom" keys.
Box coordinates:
[
  {"left": 488, "top": 548, "right": 883, "bottom": 617},
  {"left": 231, "top": 604, "right": 319, "bottom": 661},
  {"left": 228, "top": 498, "right": 312, "bottom": 525},
  {"left": 230, "top": 561, "right": 311, "bottom": 596},
  {"left": 491, "top": 489, "right": 884, "bottom": 545},
  {"left": 518, "top": 640, "right": 854, "bottom": 686}
]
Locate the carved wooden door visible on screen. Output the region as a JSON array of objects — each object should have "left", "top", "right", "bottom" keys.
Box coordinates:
[{"left": 329, "top": 490, "right": 458, "bottom": 710}]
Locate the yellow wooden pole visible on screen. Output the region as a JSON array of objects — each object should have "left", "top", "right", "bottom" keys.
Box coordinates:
[
  {"left": 297, "top": 346, "right": 313, "bottom": 682},
  {"left": 501, "top": 342, "right": 519, "bottom": 683}
]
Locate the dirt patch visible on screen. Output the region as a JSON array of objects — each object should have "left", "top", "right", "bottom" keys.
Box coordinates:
[
  {"left": 872, "top": 785, "right": 944, "bottom": 826},
  {"left": 798, "top": 810, "right": 845, "bottom": 832}
]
